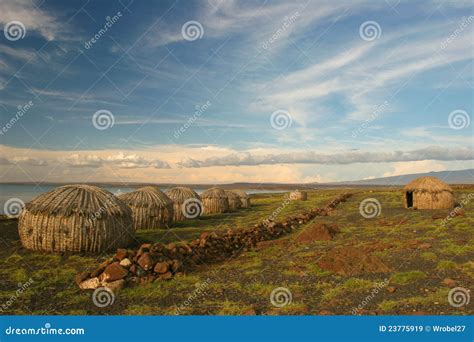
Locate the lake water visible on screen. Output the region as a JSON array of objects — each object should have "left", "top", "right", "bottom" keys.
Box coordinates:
[{"left": 0, "top": 184, "right": 288, "bottom": 214}]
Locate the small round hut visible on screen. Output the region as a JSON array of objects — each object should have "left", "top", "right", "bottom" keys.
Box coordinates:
[
  {"left": 403, "top": 176, "right": 454, "bottom": 210},
  {"left": 18, "top": 184, "right": 134, "bottom": 253},
  {"left": 118, "top": 186, "right": 173, "bottom": 230},
  {"left": 232, "top": 189, "right": 251, "bottom": 208},
  {"left": 201, "top": 188, "right": 229, "bottom": 214},
  {"left": 165, "top": 187, "right": 202, "bottom": 221},
  {"left": 290, "top": 190, "right": 308, "bottom": 201},
  {"left": 225, "top": 190, "right": 242, "bottom": 211}
]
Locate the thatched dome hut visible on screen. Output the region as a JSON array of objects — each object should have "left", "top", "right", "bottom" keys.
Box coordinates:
[
  {"left": 290, "top": 190, "right": 308, "bottom": 201},
  {"left": 232, "top": 189, "right": 251, "bottom": 208},
  {"left": 201, "top": 188, "right": 229, "bottom": 214},
  {"left": 18, "top": 184, "right": 134, "bottom": 253},
  {"left": 403, "top": 176, "right": 454, "bottom": 210},
  {"left": 225, "top": 190, "right": 242, "bottom": 211},
  {"left": 165, "top": 187, "right": 202, "bottom": 221},
  {"left": 118, "top": 186, "right": 173, "bottom": 230}
]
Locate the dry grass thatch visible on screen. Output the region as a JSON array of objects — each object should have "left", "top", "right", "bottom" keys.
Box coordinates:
[
  {"left": 118, "top": 186, "right": 173, "bottom": 230},
  {"left": 290, "top": 190, "right": 308, "bottom": 201},
  {"left": 225, "top": 190, "right": 242, "bottom": 211},
  {"left": 403, "top": 176, "right": 454, "bottom": 209},
  {"left": 18, "top": 184, "right": 134, "bottom": 253},
  {"left": 201, "top": 188, "right": 229, "bottom": 214},
  {"left": 231, "top": 189, "right": 251, "bottom": 208},
  {"left": 165, "top": 187, "right": 202, "bottom": 221}
]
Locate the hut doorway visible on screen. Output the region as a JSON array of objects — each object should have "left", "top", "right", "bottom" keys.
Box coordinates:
[{"left": 406, "top": 191, "right": 413, "bottom": 208}]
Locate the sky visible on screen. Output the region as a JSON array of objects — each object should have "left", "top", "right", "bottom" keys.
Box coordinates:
[{"left": 0, "top": 0, "right": 473, "bottom": 184}]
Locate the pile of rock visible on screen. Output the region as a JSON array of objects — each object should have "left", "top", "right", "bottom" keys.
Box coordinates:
[{"left": 77, "top": 193, "right": 352, "bottom": 291}]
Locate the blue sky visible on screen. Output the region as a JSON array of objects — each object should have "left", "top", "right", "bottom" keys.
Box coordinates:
[{"left": 0, "top": 0, "right": 473, "bottom": 183}]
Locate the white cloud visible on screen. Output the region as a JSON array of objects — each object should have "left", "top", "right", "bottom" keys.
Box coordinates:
[{"left": 0, "top": 0, "right": 67, "bottom": 41}]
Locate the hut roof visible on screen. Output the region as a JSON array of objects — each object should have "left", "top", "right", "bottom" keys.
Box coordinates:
[
  {"left": 118, "top": 186, "right": 172, "bottom": 208},
  {"left": 404, "top": 176, "right": 453, "bottom": 193},
  {"left": 165, "top": 187, "right": 200, "bottom": 202},
  {"left": 24, "top": 184, "right": 130, "bottom": 217},
  {"left": 225, "top": 190, "right": 240, "bottom": 199},
  {"left": 201, "top": 187, "right": 227, "bottom": 199},
  {"left": 231, "top": 189, "right": 249, "bottom": 199}
]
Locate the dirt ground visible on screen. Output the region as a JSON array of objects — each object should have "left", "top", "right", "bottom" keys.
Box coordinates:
[{"left": 0, "top": 187, "right": 472, "bottom": 315}]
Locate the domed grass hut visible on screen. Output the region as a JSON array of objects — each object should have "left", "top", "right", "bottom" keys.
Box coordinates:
[
  {"left": 18, "top": 184, "right": 134, "bottom": 253},
  {"left": 118, "top": 186, "right": 173, "bottom": 230},
  {"left": 403, "top": 176, "right": 454, "bottom": 210},
  {"left": 165, "top": 187, "right": 202, "bottom": 221},
  {"left": 201, "top": 188, "right": 229, "bottom": 214},
  {"left": 232, "top": 189, "right": 251, "bottom": 208},
  {"left": 290, "top": 190, "right": 308, "bottom": 201},
  {"left": 225, "top": 190, "right": 242, "bottom": 212}
]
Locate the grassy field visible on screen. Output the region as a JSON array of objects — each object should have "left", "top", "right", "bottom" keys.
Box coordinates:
[{"left": 0, "top": 187, "right": 472, "bottom": 315}]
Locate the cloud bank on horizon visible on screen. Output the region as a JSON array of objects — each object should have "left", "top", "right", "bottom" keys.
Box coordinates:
[{"left": 0, "top": 0, "right": 472, "bottom": 184}]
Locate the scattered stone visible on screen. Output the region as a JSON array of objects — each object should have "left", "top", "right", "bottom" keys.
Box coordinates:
[
  {"left": 154, "top": 262, "right": 169, "bottom": 274},
  {"left": 119, "top": 258, "right": 132, "bottom": 268},
  {"left": 159, "top": 271, "right": 173, "bottom": 280},
  {"left": 105, "top": 279, "right": 125, "bottom": 293},
  {"left": 319, "top": 310, "right": 333, "bottom": 315},
  {"left": 387, "top": 286, "right": 397, "bottom": 293},
  {"left": 431, "top": 214, "right": 445, "bottom": 220},
  {"left": 115, "top": 248, "right": 128, "bottom": 261},
  {"left": 418, "top": 243, "right": 431, "bottom": 249},
  {"left": 442, "top": 278, "right": 457, "bottom": 288},
  {"left": 100, "top": 262, "right": 128, "bottom": 282},
  {"left": 242, "top": 307, "right": 257, "bottom": 315},
  {"left": 79, "top": 277, "right": 101, "bottom": 290},
  {"left": 137, "top": 252, "right": 155, "bottom": 271}
]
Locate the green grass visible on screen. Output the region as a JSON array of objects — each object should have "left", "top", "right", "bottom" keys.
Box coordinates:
[{"left": 1, "top": 187, "right": 473, "bottom": 315}]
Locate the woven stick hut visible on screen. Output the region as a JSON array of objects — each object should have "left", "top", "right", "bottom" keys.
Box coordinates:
[
  {"left": 403, "top": 176, "right": 454, "bottom": 210},
  {"left": 118, "top": 186, "right": 173, "bottom": 230},
  {"left": 165, "top": 187, "right": 202, "bottom": 221},
  {"left": 225, "top": 190, "right": 242, "bottom": 211},
  {"left": 18, "top": 184, "right": 134, "bottom": 253},
  {"left": 290, "top": 190, "right": 308, "bottom": 201},
  {"left": 231, "top": 189, "right": 251, "bottom": 208},
  {"left": 201, "top": 188, "right": 229, "bottom": 214}
]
